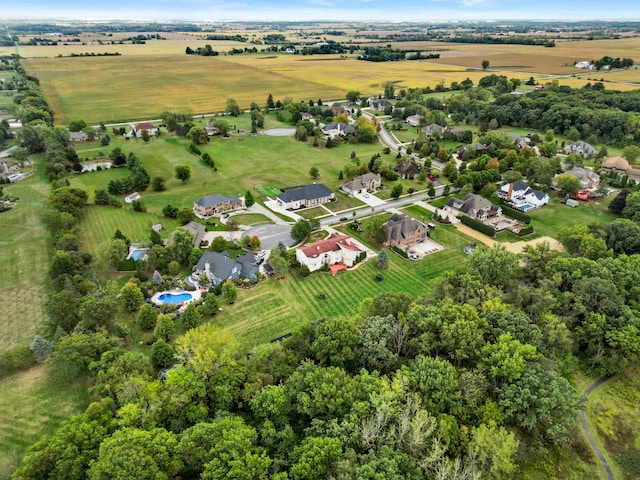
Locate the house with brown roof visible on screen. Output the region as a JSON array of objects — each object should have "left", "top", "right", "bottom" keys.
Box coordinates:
[
  {"left": 133, "top": 123, "right": 159, "bottom": 137},
  {"left": 193, "top": 194, "right": 243, "bottom": 218},
  {"left": 395, "top": 159, "right": 421, "bottom": 179},
  {"left": 600, "top": 156, "right": 640, "bottom": 182},
  {"left": 341, "top": 173, "right": 381, "bottom": 196},
  {"left": 447, "top": 193, "right": 502, "bottom": 221},
  {"left": 382, "top": 213, "right": 428, "bottom": 248},
  {"left": 296, "top": 232, "right": 363, "bottom": 272},
  {"left": 422, "top": 123, "right": 446, "bottom": 137},
  {"left": 331, "top": 105, "right": 350, "bottom": 117}
]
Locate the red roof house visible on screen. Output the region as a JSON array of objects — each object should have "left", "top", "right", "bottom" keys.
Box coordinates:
[{"left": 296, "top": 233, "right": 363, "bottom": 273}]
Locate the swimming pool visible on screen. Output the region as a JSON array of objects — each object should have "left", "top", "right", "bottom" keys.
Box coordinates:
[
  {"left": 519, "top": 204, "right": 535, "bottom": 211},
  {"left": 157, "top": 292, "right": 194, "bottom": 304},
  {"left": 128, "top": 248, "right": 148, "bottom": 261}
]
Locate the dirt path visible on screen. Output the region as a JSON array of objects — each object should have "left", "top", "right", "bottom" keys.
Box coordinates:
[
  {"left": 580, "top": 376, "right": 615, "bottom": 480},
  {"left": 503, "top": 236, "right": 563, "bottom": 254},
  {"left": 453, "top": 223, "right": 496, "bottom": 246}
]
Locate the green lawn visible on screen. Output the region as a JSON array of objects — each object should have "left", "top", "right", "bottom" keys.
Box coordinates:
[
  {"left": 0, "top": 366, "right": 89, "bottom": 478},
  {"left": 526, "top": 194, "right": 616, "bottom": 239},
  {"left": 78, "top": 206, "right": 181, "bottom": 255},
  {"left": 230, "top": 213, "right": 273, "bottom": 226}
]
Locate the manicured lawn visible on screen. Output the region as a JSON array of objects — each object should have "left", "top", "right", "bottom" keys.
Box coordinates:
[
  {"left": 324, "top": 192, "right": 364, "bottom": 212},
  {"left": 78, "top": 206, "right": 181, "bottom": 255},
  {"left": 296, "top": 206, "right": 328, "bottom": 220},
  {"left": 0, "top": 366, "right": 89, "bottom": 479},
  {"left": 230, "top": 213, "right": 273, "bottom": 226},
  {"left": 402, "top": 204, "right": 434, "bottom": 222},
  {"left": 526, "top": 194, "right": 616, "bottom": 239}
]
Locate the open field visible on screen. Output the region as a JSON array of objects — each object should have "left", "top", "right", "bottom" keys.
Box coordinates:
[
  {"left": 21, "top": 37, "right": 640, "bottom": 125},
  {"left": 230, "top": 213, "right": 272, "bottom": 225},
  {"left": 69, "top": 131, "right": 386, "bottom": 215},
  {"left": 589, "top": 364, "right": 640, "bottom": 480},
  {"left": 0, "top": 169, "right": 50, "bottom": 352},
  {"left": 0, "top": 366, "right": 89, "bottom": 479}
]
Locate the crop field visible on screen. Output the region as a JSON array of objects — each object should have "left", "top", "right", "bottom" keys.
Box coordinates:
[
  {"left": 23, "top": 55, "right": 346, "bottom": 124},
  {"left": 0, "top": 171, "right": 50, "bottom": 353}
]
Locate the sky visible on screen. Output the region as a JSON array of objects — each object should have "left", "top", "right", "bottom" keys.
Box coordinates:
[{"left": 1, "top": 0, "right": 639, "bottom": 22}]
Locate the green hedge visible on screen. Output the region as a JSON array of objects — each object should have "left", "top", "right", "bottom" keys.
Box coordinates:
[
  {"left": 392, "top": 246, "right": 409, "bottom": 258},
  {"left": 118, "top": 258, "right": 137, "bottom": 271},
  {"left": 0, "top": 345, "right": 36, "bottom": 379},
  {"left": 516, "top": 225, "right": 534, "bottom": 236},
  {"left": 460, "top": 215, "right": 496, "bottom": 237},
  {"left": 501, "top": 204, "right": 531, "bottom": 224}
]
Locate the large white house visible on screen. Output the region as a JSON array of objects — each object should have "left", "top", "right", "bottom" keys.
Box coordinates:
[
  {"left": 341, "top": 173, "right": 381, "bottom": 196},
  {"left": 296, "top": 233, "right": 363, "bottom": 272},
  {"left": 499, "top": 181, "right": 550, "bottom": 208}
]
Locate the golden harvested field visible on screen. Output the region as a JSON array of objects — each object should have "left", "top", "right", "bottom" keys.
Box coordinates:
[
  {"left": 24, "top": 54, "right": 346, "bottom": 124},
  {"left": 21, "top": 37, "right": 640, "bottom": 125}
]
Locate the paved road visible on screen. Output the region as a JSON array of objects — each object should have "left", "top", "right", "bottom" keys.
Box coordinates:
[{"left": 580, "top": 376, "right": 615, "bottom": 480}]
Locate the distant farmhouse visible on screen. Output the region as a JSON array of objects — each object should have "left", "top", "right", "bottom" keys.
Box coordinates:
[
  {"left": 296, "top": 232, "right": 363, "bottom": 272},
  {"left": 195, "top": 250, "right": 259, "bottom": 285},
  {"left": 575, "top": 61, "right": 595, "bottom": 69},
  {"left": 382, "top": 213, "right": 429, "bottom": 248},
  {"left": 447, "top": 193, "right": 502, "bottom": 221},
  {"left": 276, "top": 184, "right": 334, "bottom": 210},
  {"left": 341, "top": 173, "right": 381, "bottom": 196},
  {"left": 193, "top": 194, "right": 243, "bottom": 218},
  {"left": 132, "top": 123, "right": 159, "bottom": 138}
]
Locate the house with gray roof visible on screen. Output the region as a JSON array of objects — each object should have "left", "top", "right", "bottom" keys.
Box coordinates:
[
  {"left": 562, "top": 141, "right": 597, "bottom": 159},
  {"left": 195, "top": 250, "right": 259, "bottom": 285},
  {"left": 181, "top": 221, "right": 207, "bottom": 247},
  {"left": 499, "top": 181, "right": 550, "bottom": 208},
  {"left": 447, "top": 193, "right": 502, "bottom": 221},
  {"left": 422, "top": 123, "right": 446, "bottom": 137},
  {"left": 506, "top": 133, "right": 530, "bottom": 149},
  {"left": 276, "top": 183, "right": 335, "bottom": 210},
  {"left": 371, "top": 99, "right": 392, "bottom": 111},
  {"left": 321, "top": 122, "right": 356, "bottom": 137},
  {"left": 382, "top": 213, "right": 428, "bottom": 248},
  {"left": 555, "top": 167, "right": 600, "bottom": 190},
  {"left": 69, "top": 131, "right": 89, "bottom": 142},
  {"left": 405, "top": 114, "right": 424, "bottom": 127},
  {"left": 193, "top": 193, "right": 243, "bottom": 218},
  {"left": 341, "top": 173, "right": 381, "bottom": 196}
]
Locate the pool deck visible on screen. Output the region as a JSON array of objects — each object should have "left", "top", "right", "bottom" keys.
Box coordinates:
[{"left": 151, "top": 288, "right": 201, "bottom": 309}]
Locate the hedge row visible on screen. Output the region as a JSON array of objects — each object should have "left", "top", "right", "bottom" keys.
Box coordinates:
[
  {"left": 392, "top": 246, "right": 409, "bottom": 258},
  {"left": 501, "top": 204, "right": 531, "bottom": 224},
  {"left": 0, "top": 345, "right": 36, "bottom": 379},
  {"left": 460, "top": 215, "right": 496, "bottom": 237},
  {"left": 516, "top": 225, "right": 534, "bottom": 236}
]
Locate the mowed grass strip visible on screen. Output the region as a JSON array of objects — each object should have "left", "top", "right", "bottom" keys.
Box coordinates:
[{"left": 0, "top": 173, "right": 50, "bottom": 352}]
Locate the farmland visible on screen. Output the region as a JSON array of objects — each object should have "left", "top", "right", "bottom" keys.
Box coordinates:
[{"left": 20, "top": 36, "right": 640, "bottom": 125}]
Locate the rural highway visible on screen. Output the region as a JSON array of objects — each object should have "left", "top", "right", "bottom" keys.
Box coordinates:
[{"left": 580, "top": 376, "right": 615, "bottom": 480}]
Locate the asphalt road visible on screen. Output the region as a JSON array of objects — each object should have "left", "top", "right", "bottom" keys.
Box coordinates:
[{"left": 580, "top": 376, "right": 615, "bottom": 480}]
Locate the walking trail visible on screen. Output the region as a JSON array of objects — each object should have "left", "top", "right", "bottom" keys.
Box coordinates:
[{"left": 580, "top": 376, "right": 615, "bottom": 480}]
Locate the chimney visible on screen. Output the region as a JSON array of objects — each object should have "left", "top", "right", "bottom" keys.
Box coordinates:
[
  {"left": 507, "top": 183, "right": 513, "bottom": 201},
  {"left": 205, "top": 262, "right": 210, "bottom": 279}
]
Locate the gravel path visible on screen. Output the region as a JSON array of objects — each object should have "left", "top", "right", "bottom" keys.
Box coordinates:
[
  {"left": 262, "top": 128, "right": 295, "bottom": 137},
  {"left": 580, "top": 376, "right": 615, "bottom": 480}
]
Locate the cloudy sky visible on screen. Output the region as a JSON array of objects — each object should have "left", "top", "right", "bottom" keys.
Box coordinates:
[{"left": 1, "top": 0, "right": 639, "bottom": 21}]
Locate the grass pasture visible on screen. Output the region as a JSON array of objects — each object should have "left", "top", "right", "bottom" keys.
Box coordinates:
[
  {"left": 0, "top": 366, "right": 89, "bottom": 479},
  {"left": 0, "top": 173, "right": 50, "bottom": 353}
]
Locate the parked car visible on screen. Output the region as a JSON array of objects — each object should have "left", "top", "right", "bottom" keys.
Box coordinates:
[{"left": 339, "top": 217, "right": 348, "bottom": 221}]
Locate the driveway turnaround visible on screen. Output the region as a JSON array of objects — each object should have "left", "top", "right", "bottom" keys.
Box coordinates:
[
  {"left": 262, "top": 128, "right": 296, "bottom": 137},
  {"left": 245, "top": 224, "right": 295, "bottom": 250}
]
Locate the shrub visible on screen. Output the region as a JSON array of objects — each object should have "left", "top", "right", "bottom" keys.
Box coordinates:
[
  {"left": 460, "top": 215, "right": 496, "bottom": 237},
  {"left": 151, "top": 340, "right": 174, "bottom": 368},
  {"left": 501, "top": 204, "right": 531, "bottom": 224},
  {"left": 299, "top": 264, "right": 311, "bottom": 277},
  {"left": 0, "top": 345, "right": 36, "bottom": 379},
  {"left": 114, "top": 323, "right": 131, "bottom": 338},
  {"left": 375, "top": 273, "right": 384, "bottom": 282},
  {"left": 517, "top": 225, "right": 534, "bottom": 236},
  {"left": 30, "top": 335, "right": 52, "bottom": 362},
  {"left": 137, "top": 303, "right": 158, "bottom": 330},
  {"left": 392, "top": 246, "right": 409, "bottom": 258}
]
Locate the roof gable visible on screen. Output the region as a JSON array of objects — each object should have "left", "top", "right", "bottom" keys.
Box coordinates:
[{"left": 277, "top": 184, "right": 333, "bottom": 203}]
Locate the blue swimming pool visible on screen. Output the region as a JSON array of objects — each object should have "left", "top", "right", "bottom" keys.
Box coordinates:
[
  {"left": 519, "top": 204, "right": 535, "bottom": 211},
  {"left": 157, "top": 292, "right": 194, "bottom": 304},
  {"left": 129, "top": 249, "right": 148, "bottom": 261}
]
